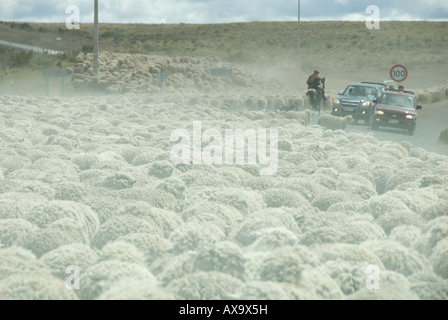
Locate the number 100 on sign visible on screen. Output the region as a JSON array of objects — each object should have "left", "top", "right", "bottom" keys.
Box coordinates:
[{"left": 390, "top": 65, "right": 408, "bottom": 82}]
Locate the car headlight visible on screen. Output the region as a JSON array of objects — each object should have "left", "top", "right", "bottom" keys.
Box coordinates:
[
  {"left": 406, "top": 114, "right": 416, "bottom": 120},
  {"left": 375, "top": 110, "right": 384, "bottom": 115},
  {"left": 333, "top": 99, "right": 341, "bottom": 105},
  {"left": 362, "top": 101, "right": 371, "bottom": 107}
]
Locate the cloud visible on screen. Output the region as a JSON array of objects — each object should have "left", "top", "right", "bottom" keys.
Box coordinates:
[{"left": 0, "top": 0, "right": 446, "bottom": 23}]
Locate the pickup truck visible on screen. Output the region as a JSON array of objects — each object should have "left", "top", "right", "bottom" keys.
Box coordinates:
[{"left": 332, "top": 82, "right": 387, "bottom": 125}]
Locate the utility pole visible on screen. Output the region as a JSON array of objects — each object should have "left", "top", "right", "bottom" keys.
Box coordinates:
[
  {"left": 297, "top": 0, "right": 301, "bottom": 69},
  {"left": 93, "top": 0, "right": 99, "bottom": 75}
]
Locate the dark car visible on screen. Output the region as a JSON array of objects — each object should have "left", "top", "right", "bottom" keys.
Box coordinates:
[
  {"left": 332, "top": 82, "right": 386, "bottom": 125},
  {"left": 371, "top": 89, "right": 422, "bottom": 135}
]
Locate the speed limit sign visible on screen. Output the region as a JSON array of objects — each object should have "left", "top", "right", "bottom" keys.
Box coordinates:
[{"left": 390, "top": 65, "right": 408, "bottom": 82}]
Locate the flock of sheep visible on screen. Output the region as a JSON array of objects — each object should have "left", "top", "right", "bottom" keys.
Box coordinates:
[{"left": 0, "top": 52, "right": 447, "bottom": 300}]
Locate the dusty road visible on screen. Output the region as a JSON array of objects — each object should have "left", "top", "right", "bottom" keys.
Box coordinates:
[{"left": 310, "top": 101, "right": 448, "bottom": 156}]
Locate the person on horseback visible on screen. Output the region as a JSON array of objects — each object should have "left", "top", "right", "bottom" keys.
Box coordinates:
[{"left": 307, "top": 70, "right": 328, "bottom": 101}]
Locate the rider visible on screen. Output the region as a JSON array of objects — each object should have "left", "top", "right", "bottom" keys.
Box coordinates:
[{"left": 307, "top": 70, "right": 327, "bottom": 101}]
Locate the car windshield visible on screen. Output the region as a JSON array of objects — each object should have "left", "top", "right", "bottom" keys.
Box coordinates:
[
  {"left": 380, "top": 93, "right": 415, "bottom": 109},
  {"left": 343, "top": 86, "right": 377, "bottom": 98}
]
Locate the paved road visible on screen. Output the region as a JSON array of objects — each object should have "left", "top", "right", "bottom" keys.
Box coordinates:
[
  {"left": 0, "top": 39, "right": 63, "bottom": 55},
  {"left": 310, "top": 101, "right": 448, "bottom": 156}
]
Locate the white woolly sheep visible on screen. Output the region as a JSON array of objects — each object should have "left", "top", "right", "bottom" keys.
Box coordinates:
[
  {"left": 98, "top": 241, "right": 146, "bottom": 267},
  {"left": 181, "top": 200, "right": 244, "bottom": 229},
  {"left": 91, "top": 215, "right": 164, "bottom": 249},
  {"left": 361, "top": 240, "right": 432, "bottom": 277},
  {"left": 254, "top": 245, "right": 317, "bottom": 285},
  {"left": 276, "top": 110, "right": 312, "bottom": 125},
  {"left": 169, "top": 222, "right": 226, "bottom": 254},
  {"left": 377, "top": 210, "right": 425, "bottom": 235},
  {"left": 261, "top": 188, "right": 312, "bottom": 209},
  {"left": 15, "top": 218, "right": 89, "bottom": 258},
  {"left": 111, "top": 187, "right": 177, "bottom": 209},
  {"left": 248, "top": 227, "right": 300, "bottom": 252},
  {"left": 192, "top": 241, "right": 247, "bottom": 281},
  {"left": 301, "top": 227, "right": 346, "bottom": 246},
  {"left": 40, "top": 244, "right": 98, "bottom": 280},
  {"left": 409, "top": 271, "right": 448, "bottom": 300},
  {"left": 429, "top": 238, "right": 448, "bottom": 279},
  {"left": 357, "top": 194, "right": 412, "bottom": 219},
  {"left": 294, "top": 266, "right": 345, "bottom": 300},
  {"left": 78, "top": 260, "right": 158, "bottom": 300},
  {"left": 346, "top": 270, "right": 419, "bottom": 300},
  {"left": 166, "top": 271, "right": 243, "bottom": 300},
  {"left": 0, "top": 247, "right": 51, "bottom": 281},
  {"left": 97, "top": 278, "right": 173, "bottom": 300},
  {"left": 413, "top": 216, "right": 448, "bottom": 257},
  {"left": 0, "top": 219, "right": 36, "bottom": 247},
  {"left": 228, "top": 281, "right": 291, "bottom": 300},
  {"left": 232, "top": 207, "right": 301, "bottom": 246},
  {"left": 389, "top": 225, "right": 422, "bottom": 248},
  {"left": 118, "top": 201, "right": 182, "bottom": 238},
  {"left": 24, "top": 201, "right": 100, "bottom": 240},
  {"left": 0, "top": 273, "right": 78, "bottom": 300},
  {"left": 316, "top": 243, "right": 385, "bottom": 267},
  {"left": 317, "top": 114, "right": 354, "bottom": 130},
  {"left": 321, "top": 260, "right": 371, "bottom": 296},
  {"left": 187, "top": 187, "right": 265, "bottom": 216}
]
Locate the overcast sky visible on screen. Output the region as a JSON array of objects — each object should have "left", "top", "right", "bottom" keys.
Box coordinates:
[{"left": 0, "top": 0, "right": 447, "bottom": 23}]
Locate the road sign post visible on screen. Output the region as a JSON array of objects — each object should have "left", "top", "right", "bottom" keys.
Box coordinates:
[
  {"left": 42, "top": 70, "right": 68, "bottom": 97},
  {"left": 157, "top": 71, "right": 167, "bottom": 92},
  {"left": 390, "top": 65, "right": 408, "bottom": 83}
]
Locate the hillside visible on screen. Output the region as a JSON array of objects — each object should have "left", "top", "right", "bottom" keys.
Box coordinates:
[{"left": 0, "top": 21, "right": 447, "bottom": 94}]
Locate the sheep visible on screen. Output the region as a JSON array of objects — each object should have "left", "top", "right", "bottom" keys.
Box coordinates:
[
  {"left": 429, "top": 238, "right": 448, "bottom": 279},
  {"left": 97, "top": 278, "right": 173, "bottom": 300},
  {"left": 361, "top": 240, "right": 432, "bottom": 277},
  {"left": 192, "top": 241, "right": 247, "bottom": 281},
  {"left": 251, "top": 245, "right": 317, "bottom": 281},
  {"left": 0, "top": 247, "right": 52, "bottom": 282},
  {"left": 377, "top": 210, "right": 425, "bottom": 235},
  {"left": 97, "top": 241, "right": 147, "bottom": 267},
  {"left": 346, "top": 270, "right": 419, "bottom": 300},
  {"left": 248, "top": 227, "right": 300, "bottom": 251},
  {"left": 389, "top": 225, "right": 422, "bottom": 248},
  {"left": 261, "top": 188, "right": 312, "bottom": 209},
  {"left": 413, "top": 216, "right": 448, "bottom": 257},
  {"left": 232, "top": 207, "right": 301, "bottom": 246},
  {"left": 276, "top": 110, "right": 312, "bottom": 125},
  {"left": 0, "top": 219, "right": 37, "bottom": 247},
  {"left": 0, "top": 273, "right": 78, "bottom": 300},
  {"left": 228, "top": 281, "right": 291, "bottom": 300},
  {"left": 24, "top": 200, "right": 100, "bottom": 240},
  {"left": 15, "top": 217, "right": 90, "bottom": 258},
  {"left": 166, "top": 271, "right": 243, "bottom": 300},
  {"left": 317, "top": 114, "right": 354, "bottom": 130},
  {"left": 408, "top": 271, "right": 448, "bottom": 300},
  {"left": 169, "top": 222, "right": 226, "bottom": 254},
  {"left": 181, "top": 200, "right": 244, "bottom": 231},
  {"left": 321, "top": 260, "right": 371, "bottom": 296},
  {"left": 118, "top": 202, "right": 182, "bottom": 238},
  {"left": 91, "top": 215, "right": 164, "bottom": 250},
  {"left": 316, "top": 243, "right": 385, "bottom": 267},
  {"left": 39, "top": 244, "right": 98, "bottom": 280},
  {"left": 78, "top": 260, "right": 159, "bottom": 300}
]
